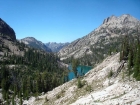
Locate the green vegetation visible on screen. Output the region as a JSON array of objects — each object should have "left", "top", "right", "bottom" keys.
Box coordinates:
[
  {"left": 108, "top": 70, "right": 113, "bottom": 78},
  {"left": 0, "top": 41, "right": 67, "bottom": 104},
  {"left": 120, "top": 34, "right": 140, "bottom": 81},
  {"left": 72, "top": 59, "right": 79, "bottom": 77},
  {"left": 85, "top": 84, "right": 92, "bottom": 92},
  {"left": 77, "top": 78, "right": 85, "bottom": 88},
  {"left": 64, "top": 31, "right": 140, "bottom": 82}
]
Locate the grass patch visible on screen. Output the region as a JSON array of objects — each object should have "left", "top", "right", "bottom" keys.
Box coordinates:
[
  {"left": 85, "top": 84, "right": 92, "bottom": 92},
  {"left": 56, "top": 89, "right": 65, "bottom": 99}
]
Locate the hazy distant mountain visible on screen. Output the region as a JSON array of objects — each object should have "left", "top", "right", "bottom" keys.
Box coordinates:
[
  {"left": 0, "top": 18, "right": 16, "bottom": 41},
  {"left": 45, "top": 42, "right": 69, "bottom": 52},
  {"left": 20, "top": 37, "right": 52, "bottom": 52},
  {"left": 58, "top": 14, "right": 140, "bottom": 60}
]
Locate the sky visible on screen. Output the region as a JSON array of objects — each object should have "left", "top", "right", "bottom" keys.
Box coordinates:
[{"left": 0, "top": 0, "right": 140, "bottom": 43}]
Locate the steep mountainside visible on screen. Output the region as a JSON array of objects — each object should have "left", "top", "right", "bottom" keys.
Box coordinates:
[
  {"left": 23, "top": 53, "right": 140, "bottom": 105},
  {"left": 0, "top": 18, "right": 24, "bottom": 57},
  {"left": 45, "top": 42, "right": 69, "bottom": 52},
  {"left": 0, "top": 18, "right": 16, "bottom": 41},
  {"left": 58, "top": 14, "right": 140, "bottom": 60},
  {"left": 20, "top": 37, "right": 52, "bottom": 52}
]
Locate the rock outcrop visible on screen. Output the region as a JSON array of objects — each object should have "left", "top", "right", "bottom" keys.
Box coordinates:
[{"left": 0, "top": 18, "right": 16, "bottom": 41}]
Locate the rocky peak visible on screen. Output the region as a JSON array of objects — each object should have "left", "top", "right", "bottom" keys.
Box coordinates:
[
  {"left": 97, "top": 14, "right": 140, "bottom": 33},
  {"left": 0, "top": 18, "right": 16, "bottom": 41},
  {"left": 58, "top": 14, "right": 140, "bottom": 59},
  {"left": 45, "top": 42, "right": 69, "bottom": 52},
  {"left": 119, "top": 14, "right": 132, "bottom": 20},
  {"left": 103, "top": 14, "right": 139, "bottom": 26},
  {"left": 103, "top": 15, "right": 117, "bottom": 24}
]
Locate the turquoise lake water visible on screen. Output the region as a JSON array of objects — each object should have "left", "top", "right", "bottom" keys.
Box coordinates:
[{"left": 68, "top": 65, "right": 92, "bottom": 80}]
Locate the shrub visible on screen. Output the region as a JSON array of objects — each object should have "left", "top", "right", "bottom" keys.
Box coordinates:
[
  {"left": 86, "top": 84, "right": 92, "bottom": 92},
  {"left": 77, "top": 78, "right": 85, "bottom": 88},
  {"left": 56, "top": 94, "right": 61, "bottom": 99},
  {"left": 108, "top": 70, "right": 113, "bottom": 78},
  {"left": 136, "top": 75, "right": 140, "bottom": 81}
]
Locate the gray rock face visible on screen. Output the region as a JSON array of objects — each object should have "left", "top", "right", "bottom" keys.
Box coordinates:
[
  {"left": 45, "top": 42, "right": 69, "bottom": 52},
  {"left": 0, "top": 18, "right": 16, "bottom": 41},
  {"left": 58, "top": 14, "right": 140, "bottom": 59},
  {"left": 20, "top": 37, "right": 52, "bottom": 52}
]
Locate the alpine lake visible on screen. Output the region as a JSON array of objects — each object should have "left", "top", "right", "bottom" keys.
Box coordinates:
[{"left": 67, "top": 64, "right": 93, "bottom": 81}]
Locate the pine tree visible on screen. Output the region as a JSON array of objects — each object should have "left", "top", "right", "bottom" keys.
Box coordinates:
[
  {"left": 12, "top": 95, "right": 15, "bottom": 105},
  {"left": 36, "top": 73, "right": 41, "bottom": 96},
  {"left": 22, "top": 78, "right": 27, "bottom": 99},
  {"left": 128, "top": 49, "right": 133, "bottom": 78},
  {"left": 6, "top": 93, "right": 9, "bottom": 104},
  {"left": 123, "top": 36, "right": 129, "bottom": 60},
  {"left": 72, "top": 59, "right": 79, "bottom": 78},
  {"left": 133, "top": 44, "right": 140, "bottom": 80},
  {"left": 20, "top": 97, "right": 23, "bottom": 105},
  {"left": 1, "top": 79, "right": 9, "bottom": 100}
]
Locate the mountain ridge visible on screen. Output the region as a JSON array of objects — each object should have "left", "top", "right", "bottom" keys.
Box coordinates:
[
  {"left": 19, "top": 37, "right": 52, "bottom": 52},
  {"left": 20, "top": 37, "right": 69, "bottom": 52},
  {"left": 58, "top": 14, "right": 140, "bottom": 60},
  {"left": 45, "top": 42, "right": 69, "bottom": 52}
]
